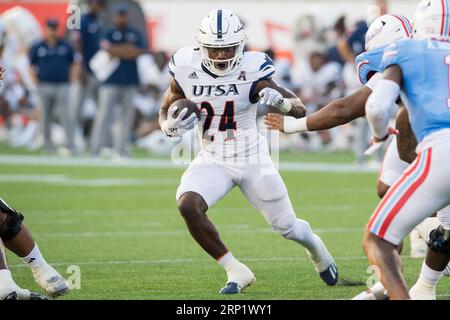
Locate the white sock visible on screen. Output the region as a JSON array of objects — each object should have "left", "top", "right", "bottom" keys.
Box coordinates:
[
  {"left": 418, "top": 261, "right": 444, "bottom": 287},
  {"left": 0, "top": 269, "right": 16, "bottom": 288},
  {"left": 20, "top": 244, "right": 48, "bottom": 272},
  {"left": 283, "top": 219, "right": 332, "bottom": 271},
  {"left": 217, "top": 252, "right": 241, "bottom": 273},
  {"left": 370, "top": 281, "right": 388, "bottom": 299}
]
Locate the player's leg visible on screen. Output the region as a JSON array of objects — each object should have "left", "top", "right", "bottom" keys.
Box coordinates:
[
  {"left": 0, "top": 238, "right": 47, "bottom": 300},
  {"left": 239, "top": 156, "right": 338, "bottom": 286},
  {"left": 362, "top": 232, "right": 408, "bottom": 299},
  {"left": 178, "top": 192, "right": 228, "bottom": 258},
  {"left": 0, "top": 239, "right": 17, "bottom": 300},
  {"left": 362, "top": 146, "right": 450, "bottom": 299},
  {"left": 377, "top": 137, "right": 409, "bottom": 198},
  {"left": 410, "top": 205, "right": 450, "bottom": 299},
  {"left": 176, "top": 157, "right": 254, "bottom": 294},
  {"left": 354, "top": 138, "right": 409, "bottom": 300},
  {"left": 0, "top": 197, "right": 69, "bottom": 298}
]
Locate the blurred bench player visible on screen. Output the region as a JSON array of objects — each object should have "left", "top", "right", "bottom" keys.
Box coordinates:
[
  {"left": 264, "top": 13, "right": 450, "bottom": 299},
  {"left": 159, "top": 9, "right": 338, "bottom": 294},
  {"left": 362, "top": 0, "right": 450, "bottom": 299}
]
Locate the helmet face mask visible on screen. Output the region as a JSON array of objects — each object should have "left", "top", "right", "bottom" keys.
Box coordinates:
[
  {"left": 412, "top": 0, "right": 450, "bottom": 41},
  {"left": 196, "top": 9, "right": 247, "bottom": 76}
]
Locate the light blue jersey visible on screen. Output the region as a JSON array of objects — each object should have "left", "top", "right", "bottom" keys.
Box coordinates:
[
  {"left": 381, "top": 39, "right": 450, "bottom": 143},
  {"left": 355, "top": 45, "right": 385, "bottom": 85}
]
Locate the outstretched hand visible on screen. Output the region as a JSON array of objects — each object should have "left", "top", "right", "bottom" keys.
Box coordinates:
[{"left": 264, "top": 113, "right": 285, "bottom": 132}]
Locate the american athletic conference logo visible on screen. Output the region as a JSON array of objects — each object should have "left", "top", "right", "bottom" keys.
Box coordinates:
[{"left": 238, "top": 71, "right": 247, "bottom": 81}]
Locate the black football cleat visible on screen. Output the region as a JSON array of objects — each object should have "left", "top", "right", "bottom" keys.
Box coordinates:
[
  {"left": 3, "top": 291, "right": 18, "bottom": 300},
  {"left": 29, "top": 292, "right": 48, "bottom": 300},
  {"left": 319, "top": 262, "right": 339, "bottom": 286},
  {"left": 219, "top": 282, "right": 241, "bottom": 294}
]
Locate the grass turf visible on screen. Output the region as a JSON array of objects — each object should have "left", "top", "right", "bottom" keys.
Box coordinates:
[{"left": 0, "top": 153, "right": 448, "bottom": 300}]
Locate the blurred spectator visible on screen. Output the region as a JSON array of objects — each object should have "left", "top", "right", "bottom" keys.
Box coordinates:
[
  {"left": 326, "top": 16, "right": 346, "bottom": 66},
  {"left": 336, "top": 0, "right": 388, "bottom": 165},
  {"left": 70, "top": 0, "right": 106, "bottom": 145},
  {"left": 90, "top": 3, "right": 145, "bottom": 158},
  {"left": 133, "top": 50, "right": 170, "bottom": 139},
  {"left": 29, "top": 18, "right": 78, "bottom": 154},
  {"left": 367, "top": 0, "right": 388, "bottom": 25},
  {"left": 264, "top": 48, "right": 293, "bottom": 90},
  {"left": 337, "top": 20, "right": 368, "bottom": 68},
  {"left": 302, "top": 51, "right": 344, "bottom": 148},
  {"left": 103, "top": 0, "right": 149, "bottom": 49}
]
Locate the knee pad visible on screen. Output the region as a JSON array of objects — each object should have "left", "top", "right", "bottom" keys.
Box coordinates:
[
  {"left": 0, "top": 198, "right": 24, "bottom": 242},
  {"left": 281, "top": 219, "right": 312, "bottom": 241},
  {"left": 427, "top": 225, "right": 450, "bottom": 256}
]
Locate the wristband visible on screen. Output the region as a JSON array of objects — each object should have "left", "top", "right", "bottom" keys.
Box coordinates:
[
  {"left": 275, "top": 98, "right": 292, "bottom": 113},
  {"left": 284, "top": 116, "right": 309, "bottom": 133}
]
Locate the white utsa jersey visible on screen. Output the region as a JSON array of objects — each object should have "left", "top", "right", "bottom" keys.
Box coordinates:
[{"left": 168, "top": 47, "right": 275, "bottom": 158}]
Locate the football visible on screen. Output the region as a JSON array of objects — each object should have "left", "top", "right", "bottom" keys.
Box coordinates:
[{"left": 170, "top": 99, "right": 201, "bottom": 121}]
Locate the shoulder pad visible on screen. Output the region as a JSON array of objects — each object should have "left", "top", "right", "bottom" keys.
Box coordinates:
[
  {"left": 242, "top": 51, "right": 276, "bottom": 81},
  {"left": 355, "top": 45, "right": 385, "bottom": 85},
  {"left": 381, "top": 39, "right": 418, "bottom": 71},
  {"left": 168, "top": 47, "right": 201, "bottom": 78}
]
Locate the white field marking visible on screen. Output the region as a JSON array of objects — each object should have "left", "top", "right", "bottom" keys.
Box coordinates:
[
  {"left": 29, "top": 204, "right": 360, "bottom": 218},
  {"left": 32, "top": 227, "right": 363, "bottom": 238},
  {"left": 0, "top": 174, "right": 178, "bottom": 187},
  {"left": 8, "top": 255, "right": 420, "bottom": 269},
  {"left": 0, "top": 155, "right": 377, "bottom": 173},
  {"left": 30, "top": 220, "right": 162, "bottom": 227}
]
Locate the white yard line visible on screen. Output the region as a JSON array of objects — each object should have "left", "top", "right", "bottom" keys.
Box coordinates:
[
  {"left": 0, "top": 174, "right": 178, "bottom": 187},
  {"left": 30, "top": 205, "right": 359, "bottom": 215},
  {"left": 31, "top": 227, "right": 363, "bottom": 238},
  {"left": 8, "top": 255, "right": 370, "bottom": 269},
  {"left": 0, "top": 154, "right": 377, "bottom": 173},
  {"left": 9, "top": 254, "right": 424, "bottom": 269}
]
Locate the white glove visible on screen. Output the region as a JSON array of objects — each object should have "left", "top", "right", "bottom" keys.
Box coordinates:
[
  {"left": 259, "top": 88, "right": 292, "bottom": 113},
  {"left": 162, "top": 106, "right": 198, "bottom": 138}
]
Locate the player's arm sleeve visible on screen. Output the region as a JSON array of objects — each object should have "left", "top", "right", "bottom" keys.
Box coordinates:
[
  {"left": 365, "top": 72, "right": 382, "bottom": 91},
  {"left": 249, "top": 54, "right": 276, "bottom": 103},
  {"left": 167, "top": 51, "right": 178, "bottom": 79},
  {"left": 365, "top": 79, "right": 400, "bottom": 139}
]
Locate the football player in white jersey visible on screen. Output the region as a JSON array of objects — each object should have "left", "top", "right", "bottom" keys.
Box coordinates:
[{"left": 159, "top": 9, "right": 338, "bottom": 294}]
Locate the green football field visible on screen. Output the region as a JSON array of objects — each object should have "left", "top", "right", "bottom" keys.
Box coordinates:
[{"left": 0, "top": 150, "right": 448, "bottom": 300}]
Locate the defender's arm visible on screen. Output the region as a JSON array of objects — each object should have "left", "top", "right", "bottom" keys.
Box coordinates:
[
  {"left": 264, "top": 86, "right": 371, "bottom": 133},
  {"left": 365, "top": 65, "right": 402, "bottom": 140}
]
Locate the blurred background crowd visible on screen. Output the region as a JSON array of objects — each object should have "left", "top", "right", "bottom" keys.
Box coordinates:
[{"left": 0, "top": 0, "right": 415, "bottom": 165}]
